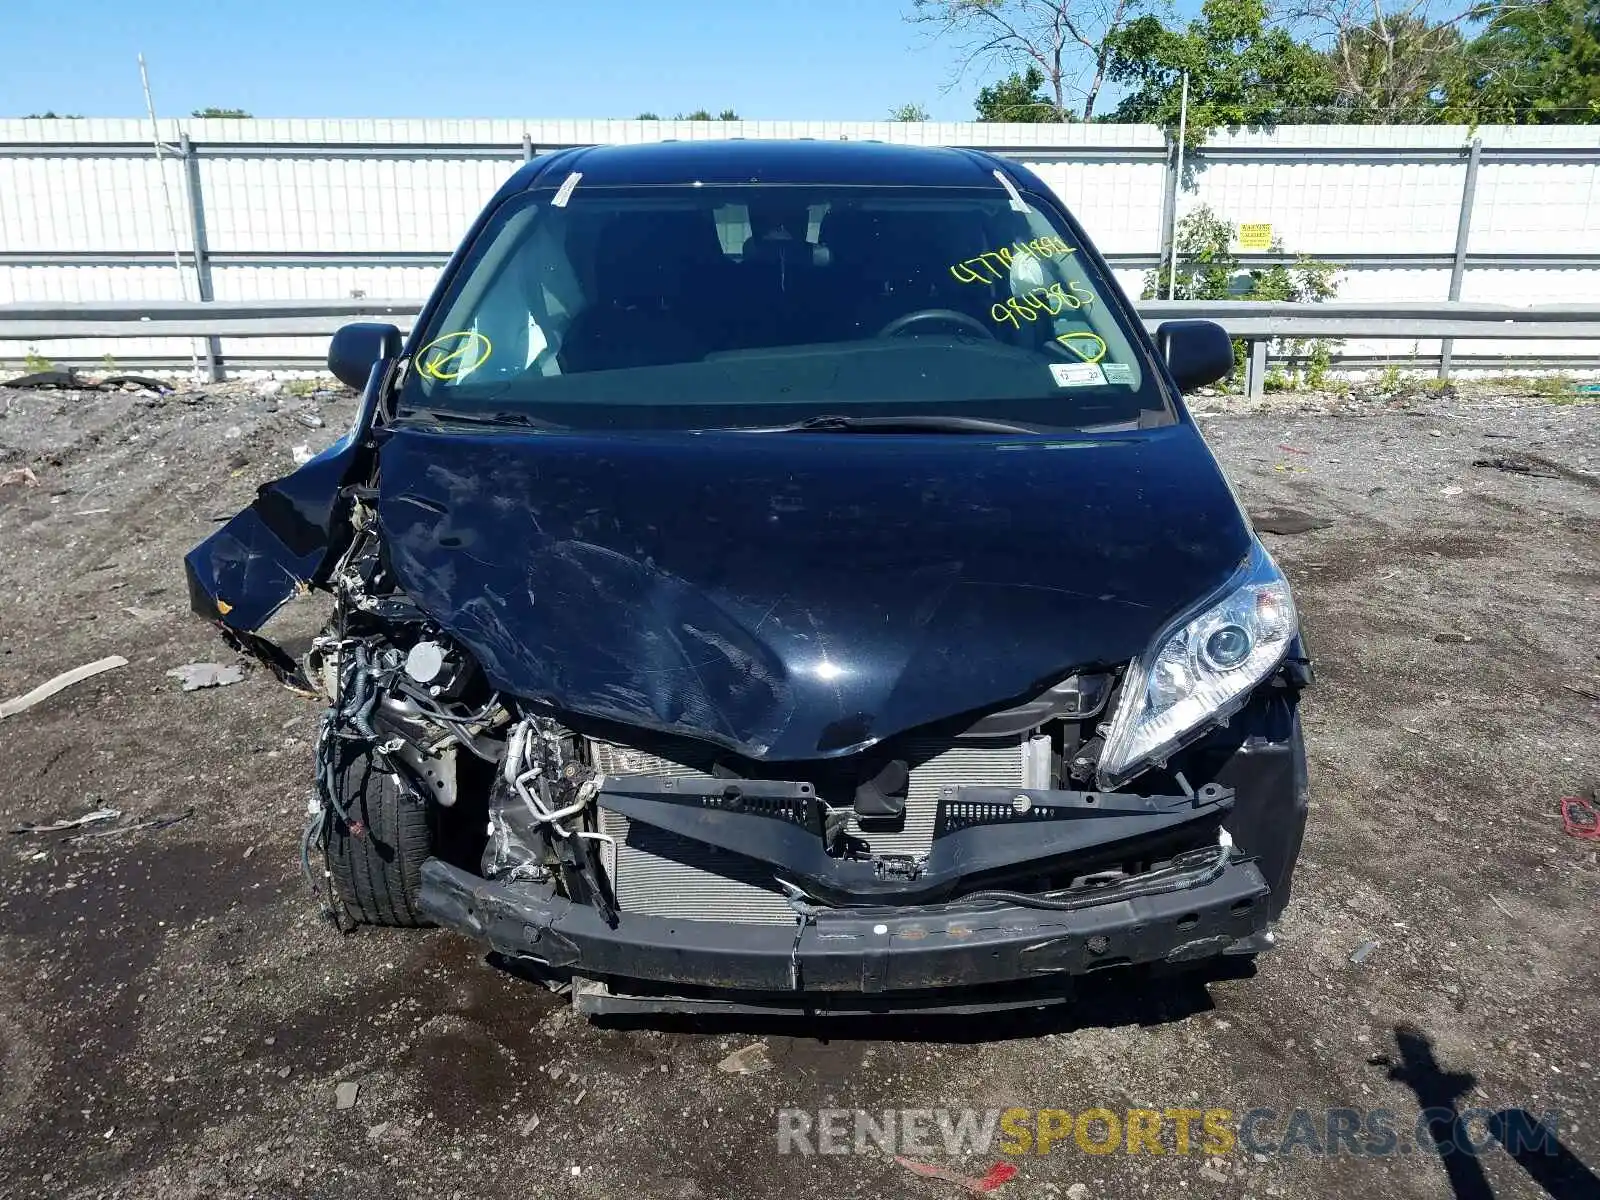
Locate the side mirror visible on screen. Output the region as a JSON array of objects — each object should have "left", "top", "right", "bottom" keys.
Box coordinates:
[
  {"left": 328, "top": 322, "right": 403, "bottom": 391},
  {"left": 1155, "top": 320, "right": 1235, "bottom": 393}
]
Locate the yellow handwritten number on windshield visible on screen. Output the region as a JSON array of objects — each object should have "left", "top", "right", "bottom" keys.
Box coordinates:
[
  {"left": 989, "top": 283, "right": 1082, "bottom": 329},
  {"left": 418, "top": 331, "right": 492, "bottom": 381}
]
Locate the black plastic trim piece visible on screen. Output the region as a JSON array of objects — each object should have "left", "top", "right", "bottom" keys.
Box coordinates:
[
  {"left": 597, "top": 779, "right": 1231, "bottom": 905},
  {"left": 419, "top": 856, "right": 1271, "bottom": 996}
]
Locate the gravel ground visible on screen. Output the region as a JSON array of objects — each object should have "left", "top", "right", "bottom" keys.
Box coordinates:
[{"left": 1, "top": 376, "right": 1597, "bottom": 1200}]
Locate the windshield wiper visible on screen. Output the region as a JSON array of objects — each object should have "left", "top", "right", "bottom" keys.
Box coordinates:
[
  {"left": 398, "top": 407, "right": 567, "bottom": 431},
  {"left": 739, "top": 413, "right": 1041, "bottom": 435}
]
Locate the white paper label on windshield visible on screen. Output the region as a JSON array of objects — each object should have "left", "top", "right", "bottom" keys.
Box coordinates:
[
  {"left": 1050, "top": 362, "right": 1106, "bottom": 388},
  {"left": 1101, "top": 362, "right": 1133, "bottom": 384},
  {"left": 551, "top": 171, "right": 583, "bottom": 208},
  {"left": 992, "top": 168, "right": 1030, "bottom": 213}
]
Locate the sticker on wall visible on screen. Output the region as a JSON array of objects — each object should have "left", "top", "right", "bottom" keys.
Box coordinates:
[
  {"left": 1050, "top": 362, "right": 1106, "bottom": 388},
  {"left": 1238, "top": 223, "right": 1273, "bottom": 251}
]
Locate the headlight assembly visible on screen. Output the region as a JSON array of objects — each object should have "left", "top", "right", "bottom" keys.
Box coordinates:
[{"left": 1097, "top": 544, "right": 1296, "bottom": 788}]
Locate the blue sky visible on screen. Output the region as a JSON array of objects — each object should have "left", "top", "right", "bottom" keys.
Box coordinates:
[{"left": 3, "top": 0, "right": 1004, "bottom": 121}]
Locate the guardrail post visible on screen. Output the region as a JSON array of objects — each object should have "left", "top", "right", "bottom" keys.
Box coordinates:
[
  {"left": 1439, "top": 137, "right": 1482, "bottom": 381},
  {"left": 1244, "top": 338, "right": 1267, "bottom": 399},
  {"left": 178, "top": 134, "right": 222, "bottom": 382},
  {"left": 522, "top": 133, "right": 534, "bottom": 163}
]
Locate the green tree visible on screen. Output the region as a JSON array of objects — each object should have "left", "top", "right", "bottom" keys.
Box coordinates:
[
  {"left": 909, "top": 0, "right": 1148, "bottom": 121},
  {"left": 1318, "top": 12, "right": 1465, "bottom": 121},
  {"left": 1145, "top": 204, "right": 1340, "bottom": 387},
  {"left": 191, "top": 107, "right": 252, "bottom": 118},
  {"left": 1107, "top": 0, "right": 1335, "bottom": 143},
  {"left": 889, "top": 101, "right": 932, "bottom": 120},
  {"left": 1145, "top": 205, "right": 1239, "bottom": 302},
  {"left": 1289, "top": 1, "right": 1476, "bottom": 123},
  {"left": 1445, "top": 0, "right": 1600, "bottom": 123},
  {"left": 673, "top": 109, "right": 741, "bottom": 120},
  {"left": 974, "top": 67, "right": 1065, "bottom": 120},
  {"left": 23, "top": 111, "right": 83, "bottom": 118},
  {"left": 636, "top": 111, "right": 661, "bottom": 120}
]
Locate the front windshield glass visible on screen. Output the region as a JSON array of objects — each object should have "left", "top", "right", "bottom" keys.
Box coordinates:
[{"left": 398, "top": 182, "right": 1169, "bottom": 432}]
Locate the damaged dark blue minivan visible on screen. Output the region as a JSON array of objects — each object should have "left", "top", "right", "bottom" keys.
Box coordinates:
[{"left": 186, "top": 140, "right": 1312, "bottom": 1016}]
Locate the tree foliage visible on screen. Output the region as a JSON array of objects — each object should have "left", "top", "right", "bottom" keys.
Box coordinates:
[
  {"left": 1445, "top": 0, "right": 1600, "bottom": 122},
  {"left": 1320, "top": 10, "right": 1466, "bottom": 121},
  {"left": 889, "top": 101, "right": 933, "bottom": 120},
  {"left": 673, "top": 109, "right": 741, "bottom": 120},
  {"left": 1144, "top": 204, "right": 1341, "bottom": 386},
  {"left": 910, "top": 0, "right": 1151, "bottom": 121},
  {"left": 954, "top": 0, "right": 1599, "bottom": 128},
  {"left": 974, "top": 66, "right": 1064, "bottom": 119},
  {"left": 1106, "top": 0, "right": 1334, "bottom": 141}
]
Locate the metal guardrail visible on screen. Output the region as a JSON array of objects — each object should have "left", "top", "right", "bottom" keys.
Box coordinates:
[
  {"left": 0, "top": 300, "right": 419, "bottom": 339},
  {"left": 1135, "top": 300, "right": 1600, "bottom": 338},
  {"left": 7, "top": 126, "right": 1600, "bottom": 389},
  {"left": 2, "top": 299, "right": 1597, "bottom": 397}
]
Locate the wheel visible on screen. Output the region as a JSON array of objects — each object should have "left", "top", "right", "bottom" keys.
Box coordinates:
[{"left": 325, "top": 745, "right": 434, "bottom": 928}]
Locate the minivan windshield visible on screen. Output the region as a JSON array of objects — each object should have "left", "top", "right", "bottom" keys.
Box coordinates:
[{"left": 398, "top": 182, "right": 1169, "bottom": 432}]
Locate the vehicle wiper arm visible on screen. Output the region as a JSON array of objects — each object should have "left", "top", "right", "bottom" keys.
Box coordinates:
[
  {"left": 398, "top": 407, "right": 567, "bottom": 431},
  {"left": 742, "top": 413, "right": 1041, "bottom": 435}
]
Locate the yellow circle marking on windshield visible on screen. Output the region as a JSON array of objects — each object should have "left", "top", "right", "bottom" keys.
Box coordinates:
[
  {"left": 1055, "top": 332, "right": 1107, "bottom": 364},
  {"left": 418, "top": 331, "right": 492, "bottom": 381}
]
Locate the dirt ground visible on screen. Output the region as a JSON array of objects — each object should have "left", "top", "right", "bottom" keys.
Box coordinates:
[{"left": 1, "top": 375, "right": 1597, "bottom": 1200}]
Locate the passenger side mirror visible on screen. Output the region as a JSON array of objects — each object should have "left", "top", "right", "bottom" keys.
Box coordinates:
[
  {"left": 1155, "top": 320, "right": 1235, "bottom": 393},
  {"left": 328, "top": 322, "right": 403, "bottom": 391}
]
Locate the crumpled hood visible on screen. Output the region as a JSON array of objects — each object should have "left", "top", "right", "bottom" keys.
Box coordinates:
[{"left": 377, "top": 422, "right": 1251, "bottom": 761}]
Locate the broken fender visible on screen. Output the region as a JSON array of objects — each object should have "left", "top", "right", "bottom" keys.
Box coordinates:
[
  {"left": 184, "top": 431, "right": 366, "bottom": 631},
  {"left": 184, "top": 346, "right": 391, "bottom": 634}
]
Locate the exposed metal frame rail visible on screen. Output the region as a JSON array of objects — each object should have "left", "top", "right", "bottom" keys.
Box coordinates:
[{"left": 4, "top": 299, "right": 1595, "bottom": 396}]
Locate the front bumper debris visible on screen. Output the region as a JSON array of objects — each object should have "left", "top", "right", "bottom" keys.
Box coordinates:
[
  {"left": 423, "top": 713, "right": 1308, "bottom": 1013},
  {"left": 591, "top": 778, "right": 1235, "bottom": 905},
  {"left": 418, "top": 849, "right": 1272, "bottom": 1010}
]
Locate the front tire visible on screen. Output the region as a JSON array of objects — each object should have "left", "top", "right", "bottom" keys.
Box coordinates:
[{"left": 326, "top": 746, "right": 434, "bottom": 928}]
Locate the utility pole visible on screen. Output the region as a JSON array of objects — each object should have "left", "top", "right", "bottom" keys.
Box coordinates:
[
  {"left": 1167, "top": 72, "right": 1190, "bottom": 302},
  {"left": 139, "top": 53, "right": 201, "bottom": 379}
]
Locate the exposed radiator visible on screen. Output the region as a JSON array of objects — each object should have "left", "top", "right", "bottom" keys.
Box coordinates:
[
  {"left": 598, "top": 811, "right": 797, "bottom": 925},
  {"left": 589, "top": 733, "right": 1038, "bottom": 923}
]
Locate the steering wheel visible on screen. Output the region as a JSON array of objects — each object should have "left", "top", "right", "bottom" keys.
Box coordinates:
[{"left": 877, "top": 308, "right": 995, "bottom": 341}]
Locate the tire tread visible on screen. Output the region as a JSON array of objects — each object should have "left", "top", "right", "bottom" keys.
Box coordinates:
[{"left": 325, "top": 747, "right": 432, "bottom": 928}]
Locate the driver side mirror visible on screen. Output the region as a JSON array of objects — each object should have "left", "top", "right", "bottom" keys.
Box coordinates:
[
  {"left": 328, "top": 322, "right": 403, "bottom": 391},
  {"left": 1155, "top": 320, "right": 1235, "bottom": 393}
]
